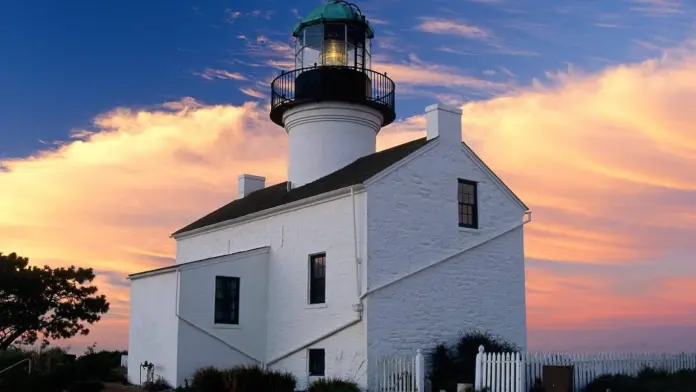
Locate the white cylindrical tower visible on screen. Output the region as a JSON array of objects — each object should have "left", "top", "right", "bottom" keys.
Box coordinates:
[{"left": 269, "top": 0, "right": 396, "bottom": 188}]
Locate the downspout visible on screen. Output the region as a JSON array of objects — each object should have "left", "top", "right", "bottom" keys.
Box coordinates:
[
  {"left": 267, "top": 186, "right": 365, "bottom": 367},
  {"left": 351, "top": 186, "right": 362, "bottom": 298}
]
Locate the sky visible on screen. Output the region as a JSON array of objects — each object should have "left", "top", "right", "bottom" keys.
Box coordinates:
[{"left": 1, "top": 0, "right": 695, "bottom": 354}]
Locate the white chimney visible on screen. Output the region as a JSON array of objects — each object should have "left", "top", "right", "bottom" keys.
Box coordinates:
[
  {"left": 237, "top": 174, "right": 265, "bottom": 199},
  {"left": 425, "top": 103, "right": 462, "bottom": 144}
]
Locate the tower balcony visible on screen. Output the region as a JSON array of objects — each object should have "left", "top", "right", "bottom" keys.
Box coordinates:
[{"left": 270, "top": 66, "right": 396, "bottom": 127}]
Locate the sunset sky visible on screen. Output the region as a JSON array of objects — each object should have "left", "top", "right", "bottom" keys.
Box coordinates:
[{"left": 1, "top": 0, "right": 695, "bottom": 354}]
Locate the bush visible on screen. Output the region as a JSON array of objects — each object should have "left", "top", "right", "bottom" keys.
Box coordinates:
[
  {"left": 143, "top": 377, "right": 172, "bottom": 391},
  {"left": 104, "top": 366, "right": 128, "bottom": 384},
  {"left": 225, "top": 365, "right": 296, "bottom": 392},
  {"left": 582, "top": 368, "right": 696, "bottom": 392},
  {"left": 67, "top": 380, "right": 105, "bottom": 392},
  {"left": 307, "top": 377, "right": 360, "bottom": 392},
  {"left": 191, "top": 366, "right": 226, "bottom": 392},
  {"left": 428, "top": 329, "right": 520, "bottom": 392},
  {"left": 74, "top": 350, "right": 126, "bottom": 381}
]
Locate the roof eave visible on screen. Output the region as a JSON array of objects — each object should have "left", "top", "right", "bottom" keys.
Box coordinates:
[
  {"left": 127, "top": 246, "right": 271, "bottom": 280},
  {"left": 171, "top": 184, "right": 367, "bottom": 241}
]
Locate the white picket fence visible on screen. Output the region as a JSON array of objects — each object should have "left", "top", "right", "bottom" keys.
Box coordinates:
[
  {"left": 374, "top": 349, "right": 425, "bottom": 392},
  {"left": 475, "top": 345, "right": 696, "bottom": 392}
]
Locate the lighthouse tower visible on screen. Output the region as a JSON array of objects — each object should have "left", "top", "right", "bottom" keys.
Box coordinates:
[{"left": 270, "top": 0, "right": 396, "bottom": 188}]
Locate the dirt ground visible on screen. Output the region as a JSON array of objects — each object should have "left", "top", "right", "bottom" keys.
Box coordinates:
[{"left": 103, "top": 383, "right": 145, "bottom": 392}]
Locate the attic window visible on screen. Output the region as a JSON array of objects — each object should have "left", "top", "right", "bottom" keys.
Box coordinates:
[{"left": 458, "top": 179, "right": 478, "bottom": 229}]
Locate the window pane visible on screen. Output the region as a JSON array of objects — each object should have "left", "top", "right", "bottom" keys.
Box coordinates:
[
  {"left": 324, "top": 24, "right": 345, "bottom": 40},
  {"left": 214, "top": 276, "right": 239, "bottom": 324},
  {"left": 365, "top": 37, "right": 371, "bottom": 70},
  {"left": 305, "top": 25, "right": 323, "bottom": 46},
  {"left": 309, "top": 254, "right": 326, "bottom": 304},
  {"left": 309, "top": 349, "right": 325, "bottom": 376}
]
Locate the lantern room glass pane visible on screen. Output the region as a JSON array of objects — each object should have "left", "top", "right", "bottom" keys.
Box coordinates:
[
  {"left": 299, "top": 25, "right": 323, "bottom": 68},
  {"left": 324, "top": 23, "right": 346, "bottom": 41},
  {"left": 295, "top": 36, "right": 303, "bottom": 69},
  {"left": 346, "top": 42, "right": 355, "bottom": 68},
  {"left": 365, "top": 36, "right": 372, "bottom": 70}
]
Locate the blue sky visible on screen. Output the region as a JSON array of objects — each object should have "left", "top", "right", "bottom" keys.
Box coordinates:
[{"left": 2, "top": 0, "right": 694, "bottom": 158}]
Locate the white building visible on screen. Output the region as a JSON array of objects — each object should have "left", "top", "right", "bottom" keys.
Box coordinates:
[{"left": 127, "top": 1, "right": 530, "bottom": 390}]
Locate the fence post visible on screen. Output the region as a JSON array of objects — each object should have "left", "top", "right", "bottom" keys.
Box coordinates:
[
  {"left": 474, "top": 345, "right": 484, "bottom": 391},
  {"left": 416, "top": 349, "right": 425, "bottom": 392}
]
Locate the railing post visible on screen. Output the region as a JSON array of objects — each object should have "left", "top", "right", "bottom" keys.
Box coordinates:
[
  {"left": 416, "top": 349, "right": 425, "bottom": 392},
  {"left": 475, "top": 345, "right": 485, "bottom": 391}
]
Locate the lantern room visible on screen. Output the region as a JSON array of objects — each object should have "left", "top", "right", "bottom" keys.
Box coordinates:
[
  {"left": 269, "top": 0, "right": 395, "bottom": 128},
  {"left": 291, "top": 1, "right": 373, "bottom": 70}
]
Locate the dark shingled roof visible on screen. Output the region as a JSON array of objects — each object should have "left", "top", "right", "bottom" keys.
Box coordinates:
[{"left": 172, "top": 137, "right": 430, "bottom": 236}]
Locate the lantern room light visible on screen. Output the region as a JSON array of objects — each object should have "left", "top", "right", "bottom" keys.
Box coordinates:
[{"left": 321, "top": 40, "right": 346, "bottom": 66}]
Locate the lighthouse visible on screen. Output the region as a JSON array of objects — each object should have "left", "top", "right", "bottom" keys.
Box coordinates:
[{"left": 270, "top": 0, "right": 396, "bottom": 188}]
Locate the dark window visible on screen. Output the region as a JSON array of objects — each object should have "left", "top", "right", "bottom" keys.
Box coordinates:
[
  {"left": 214, "top": 276, "right": 240, "bottom": 324},
  {"left": 308, "top": 349, "right": 325, "bottom": 376},
  {"left": 458, "top": 179, "right": 478, "bottom": 229},
  {"left": 309, "top": 253, "right": 326, "bottom": 304}
]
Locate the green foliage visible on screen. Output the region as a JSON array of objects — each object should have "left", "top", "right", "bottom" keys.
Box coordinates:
[
  {"left": 0, "top": 346, "right": 129, "bottom": 392},
  {"left": 67, "top": 380, "right": 105, "bottom": 392},
  {"left": 143, "top": 377, "right": 173, "bottom": 391},
  {"left": 191, "top": 366, "right": 226, "bottom": 392},
  {"left": 0, "top": 251, "right": 110, "bottom": 350},
  {"left": 225, "top": 364, "right": 297, "bottom": 392},
  {"left": 428, "top": 329, "right": 520, "bottom": 392},
  {"left": 582, "top": 368, "right": 696, "bottom": 392},
  {"left": 528, "top": 377, "right": 544, "bottom": 392},
  {"left": 74, "top": 349, "right": 126, "bottom": 382},
  {"left": 306, "top": 377, "right": 361, "bottom": 392},
  {"left": 105, "top": 366, "right": 129, "bottom": 384},
  {"left": 186, "top": 364, "right": 296, "bottom": 392}
]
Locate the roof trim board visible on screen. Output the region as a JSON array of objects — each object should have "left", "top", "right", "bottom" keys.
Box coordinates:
[{"left": 128, "top": 246, "right": 270, "bottom": 280}]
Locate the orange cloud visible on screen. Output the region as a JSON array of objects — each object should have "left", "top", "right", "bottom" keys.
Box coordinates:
[{"left": 2, "top": 40, "right": 696, "bottom": 352}]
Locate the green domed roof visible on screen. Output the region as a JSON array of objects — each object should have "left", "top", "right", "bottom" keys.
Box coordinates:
[{"left": 292, "top": 0, "right": 374, "bottom": 38}]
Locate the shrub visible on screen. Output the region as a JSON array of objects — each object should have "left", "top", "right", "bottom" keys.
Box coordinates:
[
  {"left": 306, "top": 377, "right": 360, "bottom": 392},
  {"left": 143, "top": 377, "right": 172, "bottom": 392},
  {"left": 67, "top": 380, "right": 106, "bottom": 392},
  {"left": 191, "top": 366, "right": 226, "bottom": 392},
  {"left": 104, "top": 366, "right": 128, "bottom": 384},
  {"left": 428, "top": 329, "right": 520, "bottom": 392},
  {"left": 74, "top": 350, "right": 126, "bottom": 381},
  {"left": 582, "top": 368, "right": 696, "bottom": 392},
  {"left": 226, "top": 365, "right": 296, "bottom": 392}
]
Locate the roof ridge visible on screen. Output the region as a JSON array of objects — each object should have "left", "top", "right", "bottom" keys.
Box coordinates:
[{"left": 171, "top": 137, "right": 429, "bottom": 236}]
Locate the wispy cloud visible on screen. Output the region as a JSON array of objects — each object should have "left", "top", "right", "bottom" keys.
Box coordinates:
[
  {"left": 195, "top": 68, "right": 248, "bottom": 81},
  {"left": 417, "top": 17, "right": 538, "bottom": 56},
  {"left": 226, "top": 9, "right": 276, "bottom": 22},
  {"left": 370, "top": 18, "right": 390, "bottom": 25},
  {"left": 629, "top": 0, "right": 682, "bottom": 15},
  {"left": 239, "top": 87, "right": 266, "bottom": 99},
  {"left": 376, "top": 54, "right": 508, "bottom": 93},
  {"left": 415, "top": 17, "right": 490, "bottom": 40}
]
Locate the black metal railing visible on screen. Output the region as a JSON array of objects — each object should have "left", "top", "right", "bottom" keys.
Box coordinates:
[{"left": 270, "top": 66, "right": 396, "bottom": 126}]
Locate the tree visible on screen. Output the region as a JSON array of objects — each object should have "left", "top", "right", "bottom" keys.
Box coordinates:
[{"left": 0, "top": 251, "right": 110, "bottom": 350}]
